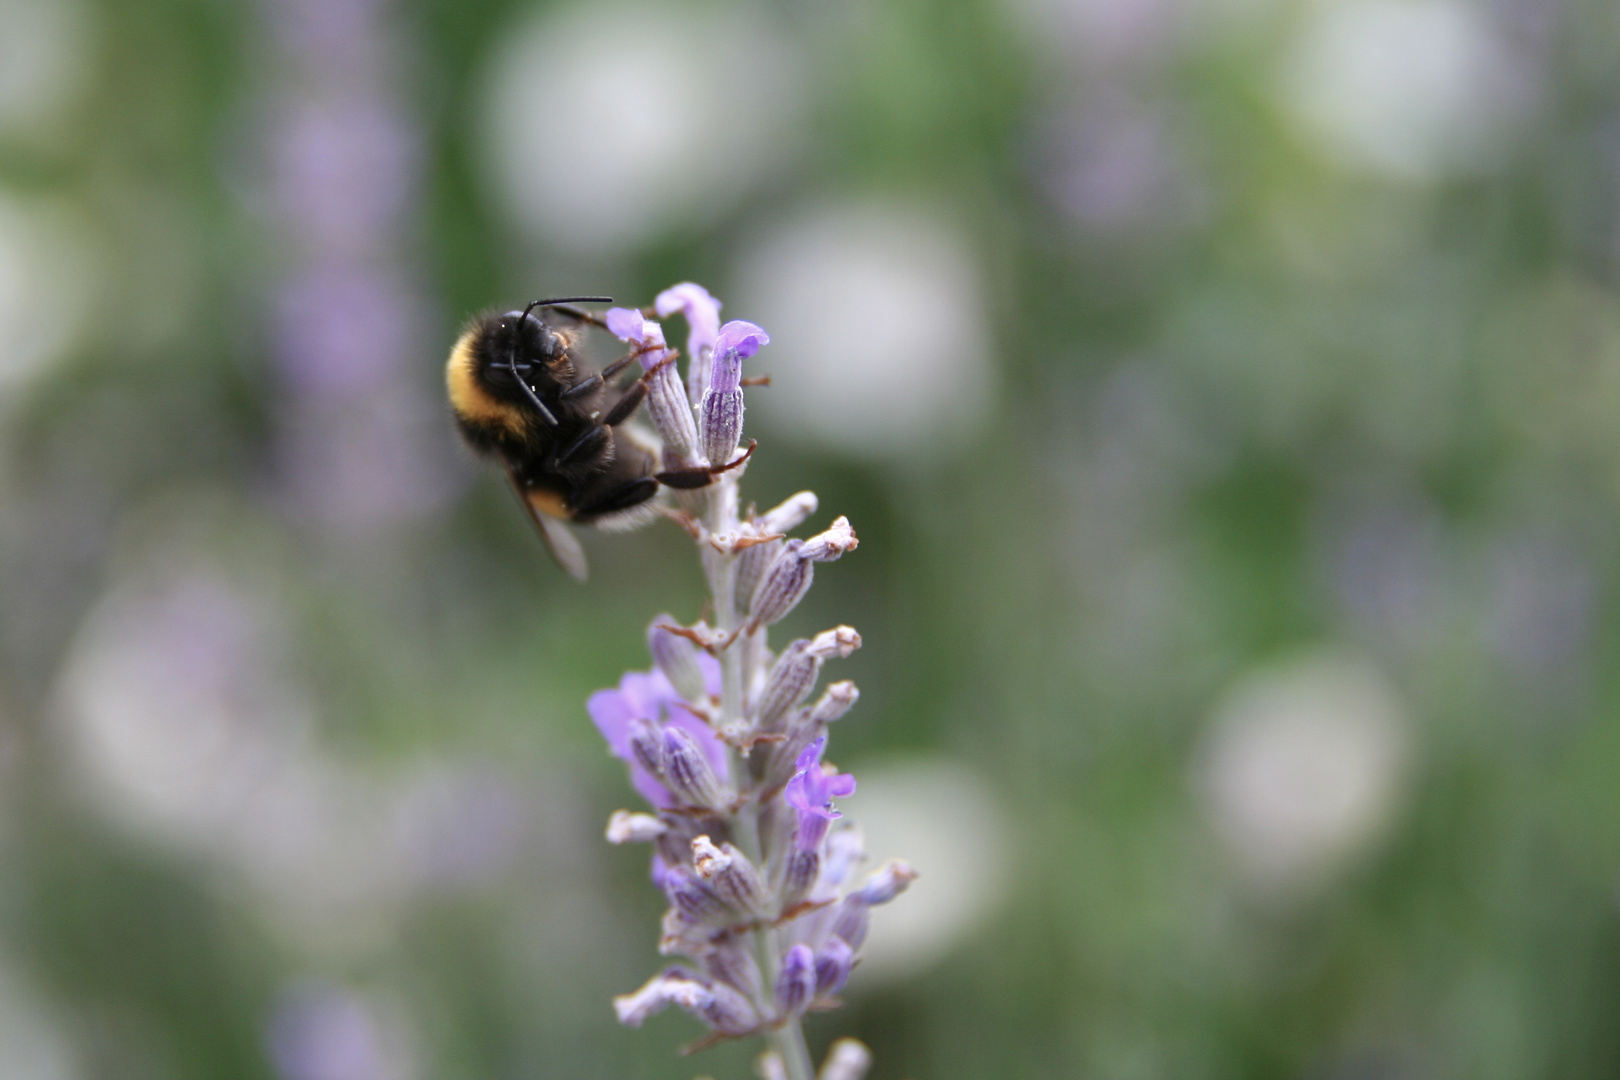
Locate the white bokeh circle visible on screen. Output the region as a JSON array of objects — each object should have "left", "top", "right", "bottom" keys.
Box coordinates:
[{"left": 732, "top": 201, "right": 994, "bottom": 460}]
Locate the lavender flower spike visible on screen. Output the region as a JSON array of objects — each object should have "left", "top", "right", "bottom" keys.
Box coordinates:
[{"left": 582, "top": 283, "right": 905, "bottom": 1080}]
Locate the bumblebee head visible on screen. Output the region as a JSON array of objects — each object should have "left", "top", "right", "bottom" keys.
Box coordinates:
[
  {"left": 461, "top": 306, "right": 570, "bottom": 409},
  {"left": 447, "top": 296, "right": 613, "bottom": 437},
  {"left": 499, "top": 306, "right": 568, "bottom": 364}
]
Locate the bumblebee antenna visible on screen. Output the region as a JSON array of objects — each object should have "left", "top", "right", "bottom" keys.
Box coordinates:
[
  {"left": 533, "top": 296, "right": 615, "bottom": 330},
  {"left": 509, "top": 300, "right": 558, "bottom": 427}
]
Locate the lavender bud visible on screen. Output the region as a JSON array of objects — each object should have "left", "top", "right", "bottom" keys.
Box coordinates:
[
  {"left": 627, "top": 718, "right": 665, "bottom": 781},
  {"left": 756, "top": 635, "right": 857, "bottom": 732},
  {"left": 750, "top": 540, "right": 814, "bottom": 626},
  {"left": 807, "top": 681, "right": 860, "bottom": 724},
  {"left": 691, "top": 835, "right": 769, "bottom": 917},
  {"left": 654, "top": 814, "right": 706, "bottom": 873},
  {"left": 699, "top": 385, "right": 744, "bottom": 467},
  {"left": 782, "top": 848, "right": 820, "bottom": 909},
  {"left": 775, "top": 945, "right": 817, "bottom": 1017},
  {"left": 758, "top": 798, "right": 797, "bottom": 877},
  {"left": 808, "top": 625, "right": 861, "bottom": 659},
  {"left": 818, "top": 1038, "right": 874, "bottom": 1080},
  {"left": 606, "top": 810, "right": 667, "bottom": 844},
  {"left": 757, "top": 1052, "right": 790, "bottom": 1080},
  {"left": 659, "top": 906, "right": 711, "bottom": 958},
  {"left": 814, "top": 937, "right": 855, "bottom": 998},
  {"left": 799, "top": 517, "right": 858, "bottom": 562},
  {"left": 616, "top": 966, "right": 757, "bottom": 1035},
  {"left": 758, "top": 491, "right": 818, "bottom": 535},
  {"left": 828, "top": 897, "right": 870, "bottom": 950},
  {"left": 736, "top": 536, "right": 784, "bottom": 605},
  {"left": 854, "top": 859, "right": 918, "bottom": 905},
  {"left": 703, "top": 938, "right": 763, "bottom": 1000},
  {"left": 662, "top": 864, "right": 732, "bottom": 927},
  {"left": 648, "top": 617, "right": 708, "bottom": 703},
  {"left": 662, "top": 726, "right": 727, "bottom": 809},
  {"left": 694, "top": 979, "right": 762, "bottom": 1035},
  {"left": 646, "top": 354, "right": 702, "bottom": 466},
  {"left": 755, "top": 639, "right": 820, "bottom": 730}
]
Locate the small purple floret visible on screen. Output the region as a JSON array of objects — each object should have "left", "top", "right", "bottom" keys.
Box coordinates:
[
  {"left": 715, "top": 320, "right": 770, "bottom": 360},
  {"left": 605, "top": 307, "right": 648, "bottom": 342},
  {"left": 785, "top": 737, "right": 856, "bottom": 850},
  {"left": 655, "top": 283, "right": 722, "bottom": 357},
  {"left": 708, "top": 320, "right": 769, "bottom": 394}
]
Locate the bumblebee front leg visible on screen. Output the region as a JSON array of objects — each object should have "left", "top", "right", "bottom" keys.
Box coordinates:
[
  {"left": 656, "top": 441, "right": 758, "bottom": 489},
  {"left": 560, "top": 347, "right": 656, "bottom": 403},
  {"left": 597, "top": 353, "right": 676, "bottom": 427}
]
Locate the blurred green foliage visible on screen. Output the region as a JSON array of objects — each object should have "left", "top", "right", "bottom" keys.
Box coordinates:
[{"left": 2, "top": 0, "right": 1620, "bottom": 1077}]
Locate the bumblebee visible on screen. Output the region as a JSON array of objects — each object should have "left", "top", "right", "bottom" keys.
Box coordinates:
[{"left": 446, "top": 297, "right": 741, "bottom": 580}]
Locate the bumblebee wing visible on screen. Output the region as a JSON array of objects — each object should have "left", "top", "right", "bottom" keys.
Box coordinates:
[{"left": 504, "top": 471, "right": 589, "bottom": 582}]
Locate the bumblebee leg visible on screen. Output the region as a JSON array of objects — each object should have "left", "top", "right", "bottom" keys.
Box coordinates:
[
  {"left": 600, "top": 380, "right": 648, "bottom": 427},
  {"left": 571, "top": 476, "right": 660, "bottom": 520},
  {"left": 599, "top": 351, "right": 642, "bottom": 381},
  {"left": 656, "top": 440, "right": 758, "bottom": 488},
  {"left": 559, "top": 350, "right": 645, "bottom": 403},
  {"left": 561, "top": 374, "right": 604, "bottom": 400},
  {"left": 600, "top": 352, "right": 676, "bottom": 426},
  {"left": 552, "top": 423, "right": 613, "bottom": 469}
]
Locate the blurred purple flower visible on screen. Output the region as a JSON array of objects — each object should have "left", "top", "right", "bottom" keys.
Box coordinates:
[
  {"left": 589, "top": 665, "right": 726, "bottom": 807},
  {"left": 266, "top": 981, "right": 401, "bottom": 1080}
]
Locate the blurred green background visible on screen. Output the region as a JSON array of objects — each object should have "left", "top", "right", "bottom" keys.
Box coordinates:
[{"left": 2, "top": 0, "right": 1620, "bottom": 1076}]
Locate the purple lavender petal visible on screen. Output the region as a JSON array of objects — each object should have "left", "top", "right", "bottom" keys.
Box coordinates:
[
  {"left": 795, "top": 813, "right": 833, "bottom": 853},
  {"left": 714, "top": 319, "right": 770, "bottom": 361},
  {"left": 785, "top": 737, "right": 855, "bottom": 850},
  {"left": 791, "top": 737, "right": 825, "bottom": 785},
  {"left": 587, "top": 687, "right": 636, "bottom": 758},
  {"left": 619, "top": 670, "right": 681, "bottom": 727},
  {"left": 707, "top": 320, "right": 769, "bottom": 399},
  {"left": 605, "top": 307, "right": 647, "bottom": 341},
  {"left": 657, "top": 283, "right": 724, "bottom": 403},
  {"left": 655, "top": 282, "right": 722, "bottom": 359},
  {"left": 590, "top": 669, "right": 695, "bottom": 808},
  {"left": 630, "top": 764, "right": 673, "bottom": 808},
  {"left": 650, "top": 853, "right": 673, "bottom": 888}
]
